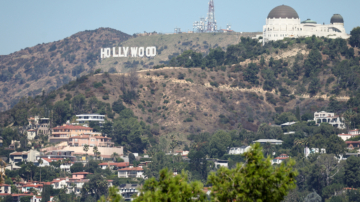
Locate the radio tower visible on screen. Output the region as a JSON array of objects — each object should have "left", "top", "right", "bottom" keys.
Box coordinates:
[{"left": 206, "top": 0, "right": 217, "bottom": 32}]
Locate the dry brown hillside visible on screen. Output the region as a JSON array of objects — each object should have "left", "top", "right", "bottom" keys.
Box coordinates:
[
  {"left": 48, "top": 66, "right": 329, "bottom": 134},
  {"left": 0, "top": 28, "right": 259, "bottom": 111}
]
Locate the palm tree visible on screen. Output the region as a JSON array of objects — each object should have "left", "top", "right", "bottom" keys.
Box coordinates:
[
  {"left": 111, "top": 152, "right": 119, "bottom": 162},
  {"left": 93, "top": 146, "right": 99, "bottom": 160},
  {"left": 83, "top": 144, "right": 89, "bottom": 162},
  {"left": 37, "top": 159, "right": 43, "bottom": 182},
  {"left": 343, "top": 109, "right": 357, "bottom": 130}
]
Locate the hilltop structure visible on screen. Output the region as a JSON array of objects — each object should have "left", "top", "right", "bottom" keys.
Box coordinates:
[{"left": 262, "top": 5, "right": 349, "bottom": 43}]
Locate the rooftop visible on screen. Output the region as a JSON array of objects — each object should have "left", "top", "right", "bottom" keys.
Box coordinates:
[
  {"left": 52, "top": 125, "right": 93, "bottom": 130},
  {"left": 118, "top": 167, "right": 143, "bottom": 171}
]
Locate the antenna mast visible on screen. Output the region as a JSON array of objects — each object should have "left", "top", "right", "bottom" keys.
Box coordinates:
[{"left": 206, "top": 0, "right": 217, "bottom": 32}]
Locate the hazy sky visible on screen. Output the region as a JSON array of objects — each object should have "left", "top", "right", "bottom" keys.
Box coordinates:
[{"left": 0, "top": 0, "right": 359, "bottom": 55}]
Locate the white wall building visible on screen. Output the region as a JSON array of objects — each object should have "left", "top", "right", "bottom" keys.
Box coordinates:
[
  {"left": 313, "top": 111, "right": 345, "bottom": 129},
  {"left": 214, "top": 160, "right": 228, "bottom": 168},
  {"left": 304, "top": 147, "right": 326, "bottom": 158},
  {"left": 76, "top": 114, "right": 105, "bottom": 125},
  {"left": 349, "top": 129, "right": 360, "bottom": 135},
  {"left": 9, "top": 149, "right": 40, "bottom": 165},
  {"left": 262, "top": 5, "right": 349, "bottom": 44},
  {"left": 118, "top": 167, "right": 145, "bottom": 178},
  {"left": 228, "top": 146, "right": 251, "bottom": 155}
]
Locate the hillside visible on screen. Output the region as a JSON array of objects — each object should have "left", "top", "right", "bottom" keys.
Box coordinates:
[
  {"left": 2, "top": 35, "right": 360, "bottom": 136},
  {"left": 0, "top": 28, "right": 260, "bottom": 111}
]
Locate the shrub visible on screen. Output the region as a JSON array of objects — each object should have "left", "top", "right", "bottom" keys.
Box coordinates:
[
  {"left": 93, "top": 82, "right": 103, "bottom": 88},
  {"left": 102, "top": 95, "right": 109, "bottom": 100},
  {"left": 178, "top": 73, "right": 186, "bottom": 80},
  {"left": 163, "top": 100, "right": 169, "bottom": 104},
  {"left": 176, "top": 100, "right": 181, "bottom": 104},
  {"left": 183, "top": 118, "right": 193, "bottom": 122},
  {"left": 210, "top": 81, "right": 219, "bottom": 87},
  {"left": 185, "top": 78, "right": 193, "bottom": 83}
]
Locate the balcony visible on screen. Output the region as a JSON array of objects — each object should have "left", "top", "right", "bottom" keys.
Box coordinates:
[{"left": 98, "top": 142, "right": 115, "bottom": 147}]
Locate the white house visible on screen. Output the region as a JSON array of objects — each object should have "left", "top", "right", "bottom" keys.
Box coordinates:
[
  {"left": 98, "top": 162, "right": 129, "bottom": 170},
  {"left": 118, "top": 167, "right": 145, "bottom": 178},
  {"left": 313, "top": 111, "right": 345, "bottom": 129},
  {"left": 253, "top": 139, "right": 283, "bottom": 145},
  {"left": 27, "top": 129, "right": 37, "bottom": 140},
  {"left": 0, "top": 184, "right": 11, "bottom": 194},
  {"left": 337, "top": 133, "right": 358, "bottom": 141},
  {"left": 214, "top": 160, "right": 228, "bottom": 168},
  {"left": 228, "top": 146, "right": 251, "bottom": 155},
  {"left": 272, "top": 154, "right": 289, "bottom": 165},
  {"left": 30, "top": 195, "right": 53, "bottom": 202},
  {"left": 76, "top": 114, "right": 105, "bottom": 126},
  {"left": 9, "top": 149, "right": 40, "bottom": 165},
  {"left": 51, "top": 178, "right": 69, "bottom": 189},
  {"left": 349, "top": 129, "right": 360, "bottom": 135},
  {"left": 304, "top": 147, "right": 326, "bottom": 158}
]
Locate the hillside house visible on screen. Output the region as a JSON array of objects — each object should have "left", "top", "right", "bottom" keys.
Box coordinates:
[
  {"left": 118, "top": 167, "right": 144, "bottom": 178},
  {"left": 49, "top": 124, "right": 93, "bottom": 143},
  {"left": 272, "top": 154, "right": 289, "bottom": 164},
  {"left": 253, "top": 139, "right": 283, "bottom": 145},
  {"left": 9, "top": 149, "right": 40, "bottom": 165},
  {"left": 349, "top": 129, "right": 360, "bottom": 135},
  {"left": 214, "top": 160, "right": 228, "bottom": 168},
  {"left": 99, "top": 162, "right": 129, "bottom": 170},
  {"left": 72, "top": 172, "right": 92, "bottom": 179},
  {"left": 0, "top": 184, "right": 11, "bottom": 194},
  {"left": 346, "top": 141, "right": 360, "bottom": 150},
  {"left": 313, "top": 111, "right": 345, "bottom": 129},
  {"left": 304, "top": 147, "right": 326, "bottom": 157},
  {"left": 228, "top": 146, "right": 251, "bottom": 155},
  {"left": 68, "top": 134, "right": 114, "bottom": 147}
]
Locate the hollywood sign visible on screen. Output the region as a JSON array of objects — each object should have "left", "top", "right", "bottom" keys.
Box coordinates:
[{"left": 100, "top": 46, "right": 156, "bottom": 58}]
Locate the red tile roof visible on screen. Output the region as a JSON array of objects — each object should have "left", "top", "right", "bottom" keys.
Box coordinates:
[
  {"left": 346, "top": 141, "right": 360, "bottom": 143},
  {"left": 118, "top": 167, "right": 143, "bottom": 171},
  {"left": 72, "top": 172, "right": 92, "bottom": 175},
  {"left": 52, "top": 125, "right": 93, "bottom": 130},
  {"left": 98, "top": 162, "right": 129, "bottom": 167}
]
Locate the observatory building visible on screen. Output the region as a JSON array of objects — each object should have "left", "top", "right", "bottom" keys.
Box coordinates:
[{"left": 262, "top": 5, "right": 349, "bottom": 43}]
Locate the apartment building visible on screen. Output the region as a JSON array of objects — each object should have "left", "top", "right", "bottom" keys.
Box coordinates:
[
  {"left": 9, "top": 149, "right": 40, "bottom": 165},
  {"left": 49, "top": 124, "right": 93, "bottom": 143}
]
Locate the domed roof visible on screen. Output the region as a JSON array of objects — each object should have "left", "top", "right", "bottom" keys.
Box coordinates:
[
  {"left": 331, "top": 14, "right": 344, "bottom": 24},
  {"left": 267, "top": 5, "right": 299, "bottom": 19}
]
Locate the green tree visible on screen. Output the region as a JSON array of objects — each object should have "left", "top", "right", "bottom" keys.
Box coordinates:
[
  {"left": 275, "top": 112, "right": 297, "bottom": 125},
  {"left": 207, "top": 143, "right": 298, "bottom": 202},
  {"left": 111, "top": 152, "right": 119, "bottom": 162},
  {"left": 345, "top": 156, "right": 360, "bottom": 188},
  {"left": 53, "top": 101, "right": 71, "bottom": 126},
  {"left": 304, "top": 191, "right": 322, "bottom": 202},
  {"left": 304, "top": 49, "right": 322, "bottom": 77},
  {"left": 93, "top": 146, "right": 99, "bottom": 160},
  {"left": 71, "top": 94, "right": 86, "bottom": 114},
  {"left": 209, "top": 130, "right": 231, "bottom": 158},
  {"left": 81, "top": 174, "right": 108, "bottom": 200},
  {"left": 133, "top": 168, "right": 206, "bottom": 202},
  {"left": 112, "top": 99, "right": 125, "bottom": 114},
  {"left": 98, "top": 186, "right": 122, "bottom": 202},
  {"left": 349, "top": 27, "right": 360, "bottom": 48},
  {"left": 41, "top": 185, "right": 51, "bottom": 202},
  {"left": 70, "top": 162, "right": 84, "bottom": 173}
]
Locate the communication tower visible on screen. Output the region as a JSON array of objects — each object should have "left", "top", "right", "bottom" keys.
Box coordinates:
[
  {"left": 193, "top": 18, "right": 206, "bottom": 33},
  {"left": 206, "top": 0, "right": 217, "bottom": 32}
]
